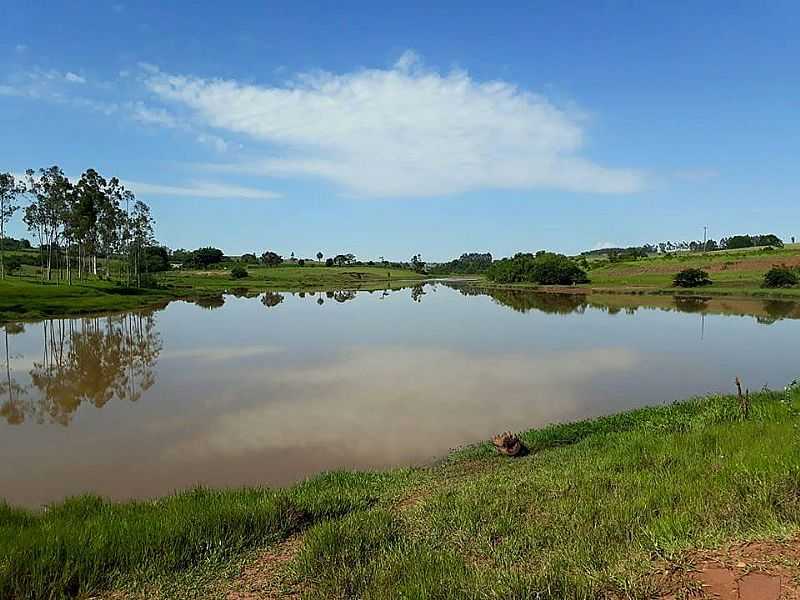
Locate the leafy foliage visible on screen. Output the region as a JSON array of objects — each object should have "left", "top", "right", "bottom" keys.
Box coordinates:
[
  {"left": 3, "top": 256, "right": 22, "bottom": 275},
  {"left": 430, "top": 252, "right": 493, "bottom": 274},
  {"left": 762, "top": 265, "right": 798, "bottom": 288},
  {"left": 230, "top": 265, "right": 249, "bottom": 279},
  {"left": 487, "top": 252, "right": 589, "bottom": 285},
  {"left": 260, "top": 251, "right": 283, "bottom": 267},
  {"left": 332, "top": 253, "right": 356, "bottom": 266},
  {"left": 190, "top": 247, "right": 224, "bottom": 268},
  {"left": 141, "top": 246, "right": 170, "bottom": 272},
  {"left": 410, "top": 254, "right": 426, "bottom": 273},
  {"left": 673, "top": 268, "right": 712, "bottom": 288}
]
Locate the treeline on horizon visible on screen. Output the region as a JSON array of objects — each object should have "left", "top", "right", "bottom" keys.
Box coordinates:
[
  {"left": 582, "top": 233, "right": 790, "bottom": 261},
  {"left": 167, "top": 247, "right": 428, "bottom": 273},
  {"left": 0, "top": 167, "right": 156, "bottom": 286}
]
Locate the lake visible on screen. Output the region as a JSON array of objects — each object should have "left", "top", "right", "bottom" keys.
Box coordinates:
[{"left": 2, "top": 283, "right": 799, "bottom": 507}]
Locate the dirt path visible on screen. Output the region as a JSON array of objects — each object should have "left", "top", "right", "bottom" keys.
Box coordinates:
[
  {"left": 224, "top": 534, "right": 305, "bottom": 600},
  {"left": 660, "top": 537, "right": 800, "bottom": 599}
]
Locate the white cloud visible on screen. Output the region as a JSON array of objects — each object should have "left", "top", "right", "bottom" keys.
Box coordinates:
[
  {"left": 592, "top": 241, "right": 622, "bottom": 250},
  {"left": 64, "top": 72, "right": 86, "bottom": 84},
  {"left": 142, "top": 54, "right": 645, "bottom": 198},
  {"left": 123, "top": 179, "right": 280, "bottom": 200},
  {"left": 165, "top": 346, "right": 639, "bottom": 461},
  {"left": 14, "top": 44, "right": 28, "bottom": 53},
  {"left": 127, "top": 101, "right": 229, "bottom": 151},
  {"left": 128, "top": 101, "right": 179, "bottom": 128}
]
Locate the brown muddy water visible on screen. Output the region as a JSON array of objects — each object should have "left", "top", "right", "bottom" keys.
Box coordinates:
[{"left": 2, "top": 284, "right": 799, "bottom": 507}]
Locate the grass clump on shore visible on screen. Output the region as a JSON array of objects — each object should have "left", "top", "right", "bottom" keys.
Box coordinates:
[
  {"left": 2, "top": 389, "right": 800, "bottom": 599},
  {"left": 0, "top": 471, "right": 414, "bottom": 599}
]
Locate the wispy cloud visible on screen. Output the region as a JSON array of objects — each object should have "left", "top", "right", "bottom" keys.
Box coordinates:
[
  {"left": 128, "top": 101, "right": 179, "bottom": 127},
  {"left": 142, "top": 52, "right": 645, "bottom": 198},
  {"left": 64, "top": 72, "right": 86, "bottom": 84},
  {"left": 123, "top": 179, "right": 280, "bottom": 200}
]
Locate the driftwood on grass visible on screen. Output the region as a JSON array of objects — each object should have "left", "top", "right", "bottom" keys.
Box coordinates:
[{"left": 492, "top": 431, "right": 525, "bottom": 457}]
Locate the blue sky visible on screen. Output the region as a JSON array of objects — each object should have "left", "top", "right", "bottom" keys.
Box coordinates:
[{"left": 1, "top": 1, "right": 798, "bottom": 260}]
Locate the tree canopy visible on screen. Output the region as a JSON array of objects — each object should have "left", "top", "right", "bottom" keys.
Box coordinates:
[
  {"left": 261, "top": 251, "right": 283, "bottom": 267},
  {"left": 487, "top": 252, "right": 589, "bottom": 285},
  {"left": 190, "top": 247, "right": 224, "bottom": 268}
]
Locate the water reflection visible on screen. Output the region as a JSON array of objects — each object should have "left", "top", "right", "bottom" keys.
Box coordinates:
[
  {"left": 261, "top": 291, "right": 284, "bottom": 308},
  {"left": 446, "top": 282, "right": 800, "bottom": 323},
  {"left": 2, "top": 284, "right": 800, "bottom": 507},
  {"left": 193, "top": 295, "right": 226, "bottom": 310},
  {"left": 2, "top": 312, "right": 161, "bottom": 425}
]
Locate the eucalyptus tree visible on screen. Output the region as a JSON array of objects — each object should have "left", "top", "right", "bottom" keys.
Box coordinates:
[
  {"left": 128, "top": 199, "right": 154, "bottom": 286},
  {"left": 99, "top": 177, "right": 126, "bottom": 279},
  {"left": 24, "top": 167, "right": 72, "bottom": 281},
  {"left": 71, "top": 170, "right": 105, "bottom": 279},
  {"left": 0, "top": 172, "right": 25, "bottom": 279}
]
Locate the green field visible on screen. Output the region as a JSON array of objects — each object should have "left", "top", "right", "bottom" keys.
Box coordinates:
[
  {"left": 583, "top": 244, "right": 800, "bottom": 297},
  {"left": 0, "top": 256, "right": 424, "bottom": 322},
  {"left": 2, "top": 386, "right": 799, "bottom": 599}
]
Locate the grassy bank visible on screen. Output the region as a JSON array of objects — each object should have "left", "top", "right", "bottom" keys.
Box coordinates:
[
  {"left": 583, "top": 243, "right": 800, "bottom": 298},
  {"left": 3, "top": 385, "right": 800, "bottom": 599},
  {"left": 0, "top": 264, "right": 424, "bottom": 322},
  {"left": 457, "top": 244, "right": 800, "bottom": 303},
  {"left": 451, "top": 282, "right": 800, "bottom": 323}
]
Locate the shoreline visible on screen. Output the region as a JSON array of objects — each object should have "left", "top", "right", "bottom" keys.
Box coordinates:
[
  {"left": 4, "top": 273, "right": 800, "bottom": 325},
  {"left": 2, "top": 385, "right": 799, "bottom": 598}
]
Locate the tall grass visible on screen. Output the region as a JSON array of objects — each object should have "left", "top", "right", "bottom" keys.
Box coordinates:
[{"left": 0, "top": 471, "right": 412, "bottom": 599}]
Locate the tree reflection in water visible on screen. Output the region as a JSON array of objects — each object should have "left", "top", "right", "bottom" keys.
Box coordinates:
[
  {"left": 261, "top": 291, "right": 285, "bottom": 308},
  {"left": 1, "top": 312, "right": 162, "bottom": 426}
]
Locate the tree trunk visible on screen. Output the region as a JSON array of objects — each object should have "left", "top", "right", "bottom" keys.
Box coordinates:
[
  {"left": 0, "top": 214, "right": 5, "bottom": 280},
  {"left": 66, "top": 243, "right": 72, "bottom": 286},
  {"left": 46, "top": 240, "right": 53, "bottom": 281}
]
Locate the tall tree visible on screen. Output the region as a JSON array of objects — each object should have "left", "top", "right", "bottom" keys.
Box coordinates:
[
  {"left": 128, "top": 199, "right": 154, "bottom": 287},
  {"left": 0, "top": 172, "right": 25, "bottom": 279},
  {"left": 24, "top": 167, "right": 72, "bottom": 282},
  {"left": 98, "top": 177, "right": 126, "bottom": 279},
  {"left": 72, "top": 170, "right": 104, "bottom": 279}
]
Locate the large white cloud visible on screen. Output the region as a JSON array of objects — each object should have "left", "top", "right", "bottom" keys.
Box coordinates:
[{"left": 143, "top": 52, "right": 644, "bottom": 198}]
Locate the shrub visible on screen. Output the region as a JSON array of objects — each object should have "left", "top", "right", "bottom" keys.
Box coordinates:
[
  {"left": 3, "top": 256, "right": 22, "bottom": 275},
  {"left": 230, "top": 265, "right": 249, "bottom": 279},
  {"left": 673, "top": 268, "right": 712, "bottom": 288},
  {"left": 487, "top": 252, "right": 589, "bottom": 285},
  {"left": 762, "top": 265, "right": 798, "bottom": 288}
]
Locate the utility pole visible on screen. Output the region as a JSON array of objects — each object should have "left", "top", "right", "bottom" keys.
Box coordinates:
[{"left": 703, "top": 226, "right": 708, "bottom": 253}]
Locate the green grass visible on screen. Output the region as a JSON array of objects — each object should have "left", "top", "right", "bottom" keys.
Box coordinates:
[
  {"left": 3, "top": 386, "right": 800, "bottom": 599},
  {"left": 0, "top": 263, "right": 424, "bottom": 322},
  {"left": 583, "top": 244, "right": 800, "bottom": 298}
]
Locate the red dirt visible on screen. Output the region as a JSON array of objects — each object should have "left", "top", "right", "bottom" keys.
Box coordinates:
[
  {"left": 660, "top": 537, "right": 800, "bottom": 599},
  {"left": 606, "top": 255, "right": 800, "bottom": 277}
]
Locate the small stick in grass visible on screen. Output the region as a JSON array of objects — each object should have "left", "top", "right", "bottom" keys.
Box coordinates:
[{"left": 736, "top": 376, "right": 750, "bottom": 419}]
